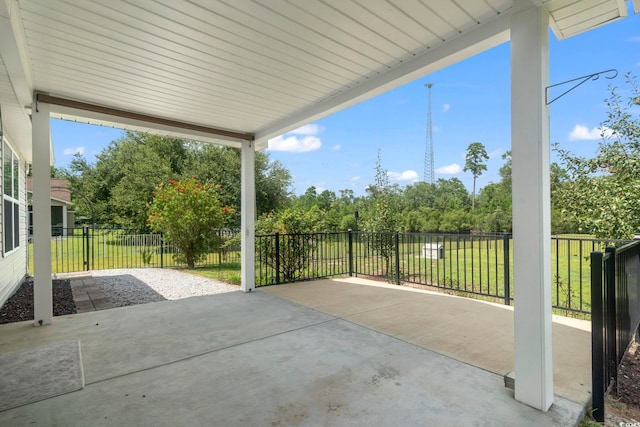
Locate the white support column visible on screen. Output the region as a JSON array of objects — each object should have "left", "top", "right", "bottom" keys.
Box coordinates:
[
  {"left": 32, "top": 96, "right": 53, "bottom": 326},
  {"left": 511, "top": 3, "right": 553, "bottom": 411},
  {"left": 240, "top": 140, "right": 256, "bottom": 292}
]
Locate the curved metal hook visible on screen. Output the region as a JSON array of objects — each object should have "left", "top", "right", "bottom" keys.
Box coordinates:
[{"left": 546, "top": 69, "right": 618, "bottom": 105}]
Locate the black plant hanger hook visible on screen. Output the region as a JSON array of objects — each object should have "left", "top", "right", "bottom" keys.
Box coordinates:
[{"left": 546, "top": 69, "right": 618, "bottom": 105}]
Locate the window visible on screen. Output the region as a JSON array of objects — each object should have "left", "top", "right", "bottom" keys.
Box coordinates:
[{"left": 3, "top": 139, "right": 20, "bottom": 254}]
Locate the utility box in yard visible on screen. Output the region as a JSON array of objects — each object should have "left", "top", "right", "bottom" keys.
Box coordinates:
[{"left": 422, "top": 243, "right": 444, "bottom": 259}]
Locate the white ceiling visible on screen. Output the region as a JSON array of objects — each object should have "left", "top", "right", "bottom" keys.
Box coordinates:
[{"left": 0, "top": 0, "right": 633, "bottom": 159}]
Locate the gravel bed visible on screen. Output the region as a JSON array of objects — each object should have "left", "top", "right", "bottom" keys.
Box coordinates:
[
  {"left": 88, "top": 268, "right": 240, "bottom": 307},
  {"left": 0, "top": 278, "right": 76, "bottom": 324}
]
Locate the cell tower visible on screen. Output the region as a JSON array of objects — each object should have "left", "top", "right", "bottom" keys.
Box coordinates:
[{"left": 423, "top": 83, "right": 435, "bottom": 184}]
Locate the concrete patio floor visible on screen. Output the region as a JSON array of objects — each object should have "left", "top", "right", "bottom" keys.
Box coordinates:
[{"left": 0, "top": 277, "right": 589, "bottom": 426}]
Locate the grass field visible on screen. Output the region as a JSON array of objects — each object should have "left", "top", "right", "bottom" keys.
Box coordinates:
[{"left": 185, "top": 263, "right": 242, "bottom": 286}]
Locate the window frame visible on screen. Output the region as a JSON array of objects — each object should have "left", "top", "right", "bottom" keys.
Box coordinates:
[{"left": 3, "top": 137, "right": 21, "bottom": 256}]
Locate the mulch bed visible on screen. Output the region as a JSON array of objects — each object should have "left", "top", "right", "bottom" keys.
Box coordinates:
[
  {"left": 617, "top": 341, "right": 640, "bottom": 407},
  {"left": 0, "top": 277, "right": 76, "bottom": 324}
]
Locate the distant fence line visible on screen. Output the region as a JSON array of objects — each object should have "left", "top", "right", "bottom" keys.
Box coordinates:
[{"left": 33, "top": 227, "right": 634, "bottom": 316}]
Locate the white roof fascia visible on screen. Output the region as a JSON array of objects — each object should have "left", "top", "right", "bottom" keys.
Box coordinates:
[
  {"left": 254, "top": 10, "right": 511, "bottom": 149},
  {"left": 0, "top": 0, "right": 32, "bottom": 107},
  {"left": 547, "top": 0, "right": 628, "bottom": 40}
]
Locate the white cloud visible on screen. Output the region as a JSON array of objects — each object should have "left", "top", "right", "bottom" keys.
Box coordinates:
[
  {"left": 268, "top": 135, "right": 322, "bottom": 152},
  {"left": 63, "top": 146, "right": 85, "bottom": 156},
  {"left": 435, "top": 163, "right": 462, "bottom": 175},
  {"left": 351, "top": 176, "right": 360, "bottom": 182},
  {"left": 267, "top": 123, "right": 323, "bottom": 152},
  {"left": 488, "top": 149, "right": 504, "bottom": 159},
  {"left": 442, "top": 103, "right": 450, "bottom": 112},
  {"left": 291, "top": 124, "right": 320, "bottom": 135},
  {"left": 568, "top": 124, "right": 613, "bottom": 141},
  {"left": 332, "top": 144, "right": 341, "bottom": 151},
  {"left": 387, "top": 170, "right": 419, "bottom": 183}
]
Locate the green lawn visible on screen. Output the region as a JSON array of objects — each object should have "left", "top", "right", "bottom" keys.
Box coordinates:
[{"left": 185, "top": 263, "right": 242, "bottom": 286}]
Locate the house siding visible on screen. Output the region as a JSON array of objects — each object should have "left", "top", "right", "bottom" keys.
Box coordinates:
[{"left": 0, "top": 135, "right": 28, "bottom": 307}]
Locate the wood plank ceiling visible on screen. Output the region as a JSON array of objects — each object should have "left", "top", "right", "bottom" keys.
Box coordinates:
[{"left": 0, "top": 0, "right": 631, "bottom": 155}]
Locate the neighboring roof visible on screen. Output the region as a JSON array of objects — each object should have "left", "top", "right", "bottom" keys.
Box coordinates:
[
  {"left": 26, "top": 177, "right": 71, "bottom": 203},
  {"left": 0, "top": 1, "right": 634, "bottom": 157}
]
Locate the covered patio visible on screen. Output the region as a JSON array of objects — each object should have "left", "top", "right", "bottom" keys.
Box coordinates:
[
  {"left": 0, "top": 277, "right": 587, "bottom": 426},
  {"left": 1, "top": 0, "right": 637, "bottom": 416}
]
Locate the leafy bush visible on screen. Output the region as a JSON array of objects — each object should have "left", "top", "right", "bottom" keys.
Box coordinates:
[
  {"left": 256, "top": 206, "right": 325, "bottom": 281},
  {"left": 148, "top": 178, "right": 234, "bottom": 268}
]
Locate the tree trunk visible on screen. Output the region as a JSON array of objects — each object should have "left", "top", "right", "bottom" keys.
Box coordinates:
[{"left": 472, "top": 177, "right": 476, "bottom": 210}]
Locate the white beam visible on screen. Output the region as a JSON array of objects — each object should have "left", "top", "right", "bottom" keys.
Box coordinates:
[
  {"left": 240, "top": 140, "right": 256, "bottom": 292},
  {"left": 511, "top": 3, "right": 553, "bottom": 411},
  {"left": 47, "top": 102, "right": 248, "bottom": 149},
  {"left": 32, "top": 95, "right": 52, "bottom": 326},
  {"left": 254, "top": 11, "right": 512, "bottom": 147}
]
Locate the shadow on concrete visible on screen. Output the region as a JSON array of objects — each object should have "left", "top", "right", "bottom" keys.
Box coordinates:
[{"left": 92, "top": 274, "right": 167, "bottom": 307}]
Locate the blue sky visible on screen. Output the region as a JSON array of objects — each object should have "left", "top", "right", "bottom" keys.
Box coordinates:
[{"left": 52, "top": 6, "right": 640, "bottom": 196}]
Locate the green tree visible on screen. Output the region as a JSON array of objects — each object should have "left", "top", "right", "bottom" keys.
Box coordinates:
[
  {"left": 555, "top": 73, "right": 640, "bottom": 239},
  {"left": 148, "top": 178, "right": 233, "bottom": 268},
  {"left": 362, "top": 151, "right": 400, "bottom": 279},
  {"left": 65, "top": 132, "right": 292, "bottom": 229},
  {"left": 476, "top": 152, "right": 512, "bottom": 232},
  {"left": 464, "top": 142, "right": 489, "bottom": 210}
]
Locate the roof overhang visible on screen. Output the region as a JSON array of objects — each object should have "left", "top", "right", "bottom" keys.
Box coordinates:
[
  {"left": 544, "top": 0, "right": 629, "bottom": 39},
  {"left": 0, "top": 0, "right": 635, "bottom": 160}
]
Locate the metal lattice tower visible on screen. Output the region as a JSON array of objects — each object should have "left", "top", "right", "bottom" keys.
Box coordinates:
[{"left": 423, "top": 83, "right": 434, "bottom": 184}]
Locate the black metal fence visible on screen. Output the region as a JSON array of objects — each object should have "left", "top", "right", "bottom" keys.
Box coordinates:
[
  {"left": 590, "top": 241, "right": 640, "bottom": 422},
  {"left": 256, "top": 232, "right": 350, "bottom": 285},
  {"left": 255, "top": 231, "right": 631, "bottom": 316},
  {"left": 35, "top": 228, "right": 633, "bottom": 318},
  {"left": 30, "top": 227, "right": 240, "bottom": 273}
]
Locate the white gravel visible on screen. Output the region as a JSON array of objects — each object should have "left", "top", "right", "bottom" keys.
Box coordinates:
[{"left": 88, "top": 268, "right": 239, "bottom": 307}]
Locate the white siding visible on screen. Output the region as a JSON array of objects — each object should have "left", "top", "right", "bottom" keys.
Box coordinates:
[{"left": 0, "top": 135, "right": 28, "bottom": 307}]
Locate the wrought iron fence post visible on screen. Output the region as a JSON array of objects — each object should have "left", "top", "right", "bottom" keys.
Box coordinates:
[
  {"left": 591, "top": 251, "right": 605, "bottom": 423},
  {"left": 90, "top": 225, "right": 95, "bottom": 271},
  {"left": 394, "top": 232, "right": 400, "bottom": 285},
  {"left": 83, "top": 225, "right": 90, "bottom": 271},
  {"left": 275, "top": 232, "right": 281, "bottom": 284},
  {"left": 503, "top": 233, "right": 511, "bottom": 306},
  {"left": 605, "top": 246, "right": 617, "bottom": 385},
  {"left": 160, "top": 232, "right": 164, "bottom": 268},
  {"left": 348, "top": 230, "right": 353, "bottom": 277}
]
